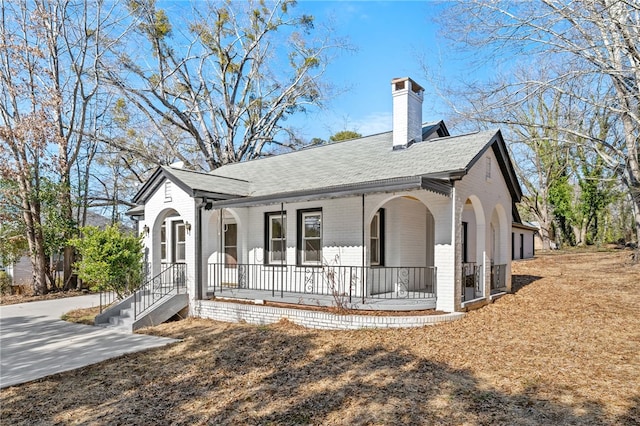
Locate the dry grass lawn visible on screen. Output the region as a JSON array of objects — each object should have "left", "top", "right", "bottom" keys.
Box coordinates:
[{"left": 1, "top": 250, "right": 639, "bottom": 425}]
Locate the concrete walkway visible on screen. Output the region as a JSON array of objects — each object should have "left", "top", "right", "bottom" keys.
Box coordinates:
[{"left": 0, "top": 295, "right": 178, "bottom": 389}]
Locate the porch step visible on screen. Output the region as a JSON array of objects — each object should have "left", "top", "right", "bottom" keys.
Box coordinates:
[
  {"left": 96, "top": 292, "right": 189, "bottom": 332},
  {"left": 98, "top": 306, "right": 133, "bottom": 332}
]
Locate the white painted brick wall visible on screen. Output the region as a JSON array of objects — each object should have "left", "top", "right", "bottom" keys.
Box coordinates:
[
  {"left": 140, "top": 177, "right": 197, "bottom": 297},
  {"left": 392, "top": 79, "right": 424, "bottom": 148},
  {"left": 386, "top": 197, "right": 429, "bottom": 266},
  {"left": 192, "top": 300, "right": 464, "bottom": 330}
]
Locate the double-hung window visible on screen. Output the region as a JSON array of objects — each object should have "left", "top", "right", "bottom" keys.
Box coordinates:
[
  {"left": 370, "top": 209, "right": 385, "bottom": 266},
  {"left": 160, "top": 224, "right": 167, "bottom": 262},
  {"left": 298, "top": 209, "right": 322, "bottom": 265},
  {"left": 265, "top": 212, "right": 286, "bottom": 264},
  {"left": 173, "top": 221, "right": 186, "bottom": 262}
]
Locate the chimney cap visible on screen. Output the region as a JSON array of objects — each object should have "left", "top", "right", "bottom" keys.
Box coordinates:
[{"left": 391, "top": 77, "right": 424, "bottom": 93}]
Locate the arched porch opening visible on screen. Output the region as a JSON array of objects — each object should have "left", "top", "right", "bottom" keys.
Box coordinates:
[
  {"left": 461, "top": 196, "right": 486, "bottom": 302},
  {"left": 150, "top": 208, "right": 186, "bottom": 277},
  {"left": 489, "top": 204, "right": 509, "bottom": 293},
  {"left": 366, "top": 195, "right": 436, "bottom": 298}
]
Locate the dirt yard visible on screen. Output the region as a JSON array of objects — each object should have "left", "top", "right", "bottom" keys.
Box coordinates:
[{"left": 1, "top": 250, "right": 639, "bottom": 425}]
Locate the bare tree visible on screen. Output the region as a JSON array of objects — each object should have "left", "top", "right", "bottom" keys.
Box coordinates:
[
  {"left": 103, "top": 0, "right": 347, "bottom": 171},
  {"left": 0, "top": 0, "right": 124, "bottom": 292},
  {"left": 506, "top": 85, "right": 572, "bottom": 250},
  {"left": 437, "top": 0, "right": 640, "bottom": 253}
]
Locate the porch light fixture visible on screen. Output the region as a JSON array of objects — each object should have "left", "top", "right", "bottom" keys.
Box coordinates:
[
  {"left": 185, "top": 221, "right": 191, "bottom": 234},
  {"left": 142, "top": 224, "right": 150, "bottom": 236}
]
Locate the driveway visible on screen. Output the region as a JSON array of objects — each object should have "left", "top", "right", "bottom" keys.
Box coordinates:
[{"left": 0, "top": 295, "right": 178, "bottom": 388}]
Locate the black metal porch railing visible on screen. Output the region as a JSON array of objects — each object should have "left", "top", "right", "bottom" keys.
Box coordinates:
[
  {"left": 462, "top": 262, "right": 482, "bottom": 302},
  {"left": 99, "top": 290, "right": 118, "bottom": 313},
  {"left": 207, "top": 263, "right": 437, "bottom": 303},
  {"left": 98, "top": 262, "right": 154, "bottom": 313},
  {"left": 490, "top": 263, "right": 507, "bottom": 294},
  {"left": 133, "top": 262, "right": 187, "bottom": 319}
]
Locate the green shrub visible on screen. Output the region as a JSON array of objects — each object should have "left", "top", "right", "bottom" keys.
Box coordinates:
[
  {"left": 0, "top": 271, "right": 11, "bottom": 295},
  {"left": 70, "top": 224, "right": 143, "bottom": 298}
]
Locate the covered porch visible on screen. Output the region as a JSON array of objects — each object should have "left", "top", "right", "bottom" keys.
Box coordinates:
[
  {"left": 200, "top": 191, "right": 445, "bottom": 310},
  {"left": 206, "top": 263, "right": 437, "bottom": 310}
]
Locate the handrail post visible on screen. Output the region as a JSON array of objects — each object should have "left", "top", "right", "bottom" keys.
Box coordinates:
[
  {"left": 348, "top": 266, "right": 352, "bottom": 304},
  {"left": 362, "top": 266, "right": 366, "bottom": 304},
  {"left": 272, "top": 266, "right": 275, "bottom": 297}
]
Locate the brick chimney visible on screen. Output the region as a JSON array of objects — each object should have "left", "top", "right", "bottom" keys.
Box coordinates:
[{"left": 391, "top": 77, "right": 424, "bottom": 150}]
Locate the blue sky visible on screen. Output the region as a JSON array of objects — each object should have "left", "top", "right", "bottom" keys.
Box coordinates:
[
  {"left": 291, "top": 1, "right": 464, "bottom": 141},
  {"left": 159, "top": 1, "right": 488, "bottom": 142}
]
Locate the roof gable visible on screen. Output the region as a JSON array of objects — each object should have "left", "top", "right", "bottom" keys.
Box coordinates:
[
  {"left": 462, "top": 129, "right": 522, "bottom": 203},
  {"left": 132, "top": 166, "right": 250, "bottom": 205},
  {"left": 422, "top": 120, "right": 450, "bottom": 139}
]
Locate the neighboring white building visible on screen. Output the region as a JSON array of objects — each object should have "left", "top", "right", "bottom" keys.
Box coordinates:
[
  {"left": 128, "top": 77, "right": 525, "bottom": 315},
  {"left": 512, "top": 222, "right": 538, "bottom": 260}
]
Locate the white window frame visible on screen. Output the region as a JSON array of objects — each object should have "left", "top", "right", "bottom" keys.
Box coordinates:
[
  {"left": 370, "top": 211, "right": 381, "bottom": 266},
  {"left": 299, "top": 210, "right": 322, "bottom": 265},
  {"left": 160, "top": 224, "right": 167, "bottom": 262},
  {"left": 173, "top": 221, "right": 186, "bottom": 262},
  {"left": 267, "top": 213, "right": 286, "bottom": 265}
]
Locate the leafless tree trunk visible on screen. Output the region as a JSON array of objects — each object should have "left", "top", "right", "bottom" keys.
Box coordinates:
[{"left": 1, "top": 0, "right": 126, "bottom": 292}]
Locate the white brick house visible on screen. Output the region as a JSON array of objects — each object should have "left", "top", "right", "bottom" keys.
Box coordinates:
[{"left": 128, "top": 77, "right": 524, "bottom": 315}]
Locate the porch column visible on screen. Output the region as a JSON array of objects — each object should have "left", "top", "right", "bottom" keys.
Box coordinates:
[
  {"left": 361, "top": 194, "right": 366, "bottom": 303},
  {"left": 435, "top": 185, "right": 458, "bottom": 313}
]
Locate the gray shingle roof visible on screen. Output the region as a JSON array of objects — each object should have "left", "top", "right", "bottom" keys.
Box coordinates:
[
  {"left": 208, "top": 129, "right": 498, "bottom": 197},
  {"left": 131, "top": 125, "right": 517, "bottom": 208},
  {"left": 162, "top": 166, "right": 250, "bottom": 197}
]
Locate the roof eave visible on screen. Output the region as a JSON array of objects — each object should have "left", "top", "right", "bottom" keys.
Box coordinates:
[
  {"left": 512, "top": 221, "right": 539, "bottom": 231},
  {"left": 206, "top": 176, "right": 453, "bottom": 209},
  {"left": 491, "top": 130, "right": 523, "bottom": 202},
  {"left": 193, "top": 190, "right": 247, "bottom": 200},
  {"left": 132, "top": 167, "right": 163, "bottom": 204}
]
